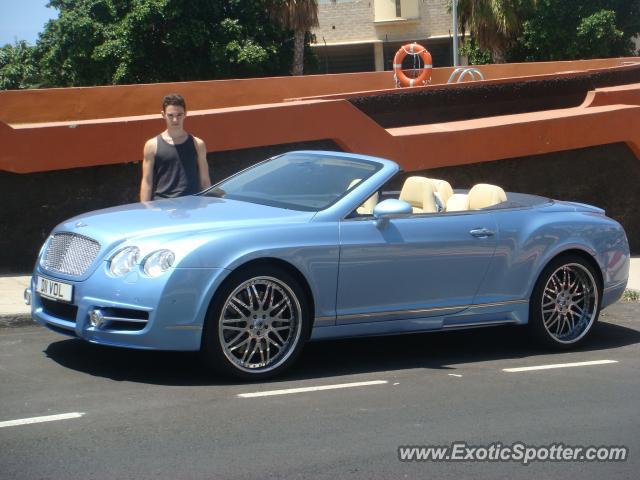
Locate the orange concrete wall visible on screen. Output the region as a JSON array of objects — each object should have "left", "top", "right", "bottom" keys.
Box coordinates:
[
  {"left": 0, "top": 57, "right": 639, "bottom": 175},
  {"left": 2, "top": 83, "right": 639, "bottom": 175},
  {"left": 292, "top": 61, "right": 640, "bottom": 102},
  {"left": 390, "top": 90, "right": 640, "bottom": 171},
  {"left": 0, "top": 72, "right": 388, "bottom": 125},
  {"left": 1, "top": 57, "right": 636, "bottom": 124}
]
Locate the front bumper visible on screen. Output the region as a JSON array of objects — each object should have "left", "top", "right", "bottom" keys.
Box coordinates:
[{"left": 31, "top": 265, "right": 230, "bottom": 351}]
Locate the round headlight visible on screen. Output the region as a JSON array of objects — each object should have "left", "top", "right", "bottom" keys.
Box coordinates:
[
  {"left": 109, "top": 246, "right": 140, "bottom": 277},
  {"left": 142, "top": 249, "right": 175, "bottom": 277},
  {"left": 38, "top": 236, "right": 53, "bottom": 268}
]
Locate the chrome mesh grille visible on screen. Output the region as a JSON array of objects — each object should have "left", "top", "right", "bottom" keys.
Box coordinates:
[{"left": 42, "top": 233, "right": 101, "bottom": 276}]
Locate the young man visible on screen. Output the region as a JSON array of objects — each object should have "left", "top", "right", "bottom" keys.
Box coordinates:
[{"left": 140, "top": 94, "right": 211, "bottom": 201}]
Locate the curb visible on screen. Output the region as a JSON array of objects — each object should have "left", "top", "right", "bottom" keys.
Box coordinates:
[{"left": 0, "top": 313, "right": 36, "bottom": 329}]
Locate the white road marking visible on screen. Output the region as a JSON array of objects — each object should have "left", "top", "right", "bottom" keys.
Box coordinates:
[
  {"left": 448, "top": 373, "right": 463, "bottom": 377},
  {"left": 503, "top": 360, "right": 618, "bottom": 373},
  {"left": 238, "top": 380, "right": 388, "bottom": 398},
  {"left": 0, "top": 412, "right": 85, "bottom": 428}
]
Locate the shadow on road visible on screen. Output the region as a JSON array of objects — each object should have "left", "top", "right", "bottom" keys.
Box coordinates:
[{"left": 43, "top": 303, "right": 640, "bottom": 387}]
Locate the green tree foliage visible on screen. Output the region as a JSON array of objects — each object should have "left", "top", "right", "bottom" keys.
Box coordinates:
[
  {"left": 455, "top": 0, "right": 537, "bottom": 63},
  {"left": 35, "top": 0, "right": 116, "bottom": 87},
  {"left": 509, "top": 0, "right": 640, "bottom": 61},
  {"left": 459, "top": 38, "right": 492, "bottom": 65},
  {"left": 29, "top": 0, "right": 295, "bottom": 88},
  {"left": 0, "top": 41, "right": 39, "bottom": 89}
]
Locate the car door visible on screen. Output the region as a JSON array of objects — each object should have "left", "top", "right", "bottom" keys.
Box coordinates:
[{"left": 336, "top": 211, "right": 498, "bottom": 325}]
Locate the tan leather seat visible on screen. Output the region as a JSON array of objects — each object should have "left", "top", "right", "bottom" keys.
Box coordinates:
[
  {"left": 399, "top": 176, "right": 437, "bottom": 213},
  {"left": 467, "top": 183, "right": 507, "bottom": 209},
  {"left": 446, "top": 193, "right": 470, "bottom": 212},
  {"left": 427, "top": 178, "right": 454, "bottom": 211},
  {"left": 348, "top": 179, "right": 379, "bottom": 215}
]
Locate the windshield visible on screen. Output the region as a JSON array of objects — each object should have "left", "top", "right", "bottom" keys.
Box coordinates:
[{"left": 203, "top": 153, "right": 383, "bottom": 211}]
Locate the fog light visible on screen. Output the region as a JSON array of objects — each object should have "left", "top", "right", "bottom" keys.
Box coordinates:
[
  {"left": 89, "top": 309, "right": 105, "bottom": 328},
  {"left": 23, "top": 288, "right": 32, "bottom": 306}
]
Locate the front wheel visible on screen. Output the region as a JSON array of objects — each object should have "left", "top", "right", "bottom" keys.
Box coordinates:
[
  {"left": 529, "top": 255, "right": 602, "bottom": 349},
  {"left": 201, "top": 265, "right": 311, "bottom": 380}
]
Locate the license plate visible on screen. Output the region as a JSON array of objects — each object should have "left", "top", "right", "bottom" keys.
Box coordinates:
[{"left": 36, "top": 276, "right": 73, "bottom": 303}]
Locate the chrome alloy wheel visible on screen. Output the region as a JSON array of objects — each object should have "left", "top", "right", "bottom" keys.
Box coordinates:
[
  {"left": 218, "top": 276, "right": 302, "bottom": 373},
  {"left": 541, "top": 263, "right": 599, "bottom": 344}
]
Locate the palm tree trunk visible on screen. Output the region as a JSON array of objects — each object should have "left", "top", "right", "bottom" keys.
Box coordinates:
[
  {"left": 491, "top": 46, "right": 506, "bottom": 64},
  {"left": 292, "top": 28, "right": 305, "bottom": 75}
]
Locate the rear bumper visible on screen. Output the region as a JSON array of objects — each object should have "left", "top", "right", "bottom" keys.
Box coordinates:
[{"left": 602, "top": 280, "right": 627, "bottom": 310}]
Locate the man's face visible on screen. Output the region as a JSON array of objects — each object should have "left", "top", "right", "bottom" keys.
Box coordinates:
[{"left": 162, "top": 105, "right": 186, "bottom": 130}]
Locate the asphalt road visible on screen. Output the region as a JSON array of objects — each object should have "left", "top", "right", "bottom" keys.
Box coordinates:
[{"left": 1, "top": 302, "right": 638, "bottom": 480}]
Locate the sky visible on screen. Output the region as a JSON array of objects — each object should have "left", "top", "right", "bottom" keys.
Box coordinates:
[{"left": 0, "top": 0, "right": 59, "bottom": 46}]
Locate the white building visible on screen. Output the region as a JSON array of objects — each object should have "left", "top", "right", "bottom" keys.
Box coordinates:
[{"left": 311, "top": 0, "right": 454, "bottom": 73}]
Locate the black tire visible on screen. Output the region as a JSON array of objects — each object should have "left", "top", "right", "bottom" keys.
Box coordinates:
[
  {"left": 201, "top": 264, "right": 311, "bottom": 380},
  {"left": 528, "top": 254, "right": 602, "bottom": 349}
]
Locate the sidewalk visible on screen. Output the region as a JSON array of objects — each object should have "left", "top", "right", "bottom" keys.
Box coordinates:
[
  {"left": 2, "top": 258, "right": 639, "bottom": 328},
  {"left": 0, "top": 275, "right": 32, "bottom": 327}
]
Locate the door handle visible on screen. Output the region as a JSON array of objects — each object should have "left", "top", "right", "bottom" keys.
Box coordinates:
[{"left": 469, "top": 228, "right": 495, "bottom": 238}]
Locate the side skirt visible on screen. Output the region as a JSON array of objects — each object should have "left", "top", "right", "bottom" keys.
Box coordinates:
[{"left": 310, "top": 300, "right": 529, "bottom": 341}]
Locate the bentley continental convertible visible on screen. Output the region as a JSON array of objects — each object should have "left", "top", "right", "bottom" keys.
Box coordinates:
[{"left": 26, "top": 151, "right": 630, "bottom": 379}]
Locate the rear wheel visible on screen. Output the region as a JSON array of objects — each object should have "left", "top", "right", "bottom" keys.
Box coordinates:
[
  {"left": 529, "top": 255, "right": 601, "bottom": 349},
  {"left": 201, "top": 265, "right": 310, "bottom": 380}
]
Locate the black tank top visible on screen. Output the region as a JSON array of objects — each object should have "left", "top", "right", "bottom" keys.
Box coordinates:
[{"left": 152, "top": 134, "right": 199, "bottom": 199}]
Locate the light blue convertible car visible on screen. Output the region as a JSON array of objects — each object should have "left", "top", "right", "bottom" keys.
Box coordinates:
[{"left": 27, "top": 151, "right": 630, "bottom": 379}]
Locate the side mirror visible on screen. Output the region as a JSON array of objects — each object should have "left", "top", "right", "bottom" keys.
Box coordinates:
[{"left": 373, "top": 199, "right": 412, "bottom": 227}]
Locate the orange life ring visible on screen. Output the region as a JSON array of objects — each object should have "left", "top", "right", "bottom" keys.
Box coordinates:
[{"left": 393, "top": 43, "right": 432, "bottom": 87}]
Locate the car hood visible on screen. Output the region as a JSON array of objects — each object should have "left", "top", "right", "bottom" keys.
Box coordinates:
[{"left": 56, "top": 195, "right": 315, "bottom": 246}]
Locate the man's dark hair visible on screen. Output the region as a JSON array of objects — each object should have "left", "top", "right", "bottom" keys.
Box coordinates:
[{"left": 162, "top": 93, "right": 186, "bottom": 111}]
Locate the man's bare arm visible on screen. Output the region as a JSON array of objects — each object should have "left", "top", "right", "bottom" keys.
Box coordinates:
[
  {"left": 194, "top": 136, "right": 211, "bottom": 190},
  {"left": 140, "top": 139, "right": 156, "bottom": 202}
]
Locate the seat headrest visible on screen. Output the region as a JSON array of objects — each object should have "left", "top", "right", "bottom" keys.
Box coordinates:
[
  {"left": 429, "top": 179, "right": 454, "bottom": 205},
  {"left": 446, "top": 193, "right": 469, "bottom": 212},
  {"left": 468, "top": 183, "right": 507, "bottom": 210},
  {"left": 400, "top": 176, "right": 437, "bottom": 213}
]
